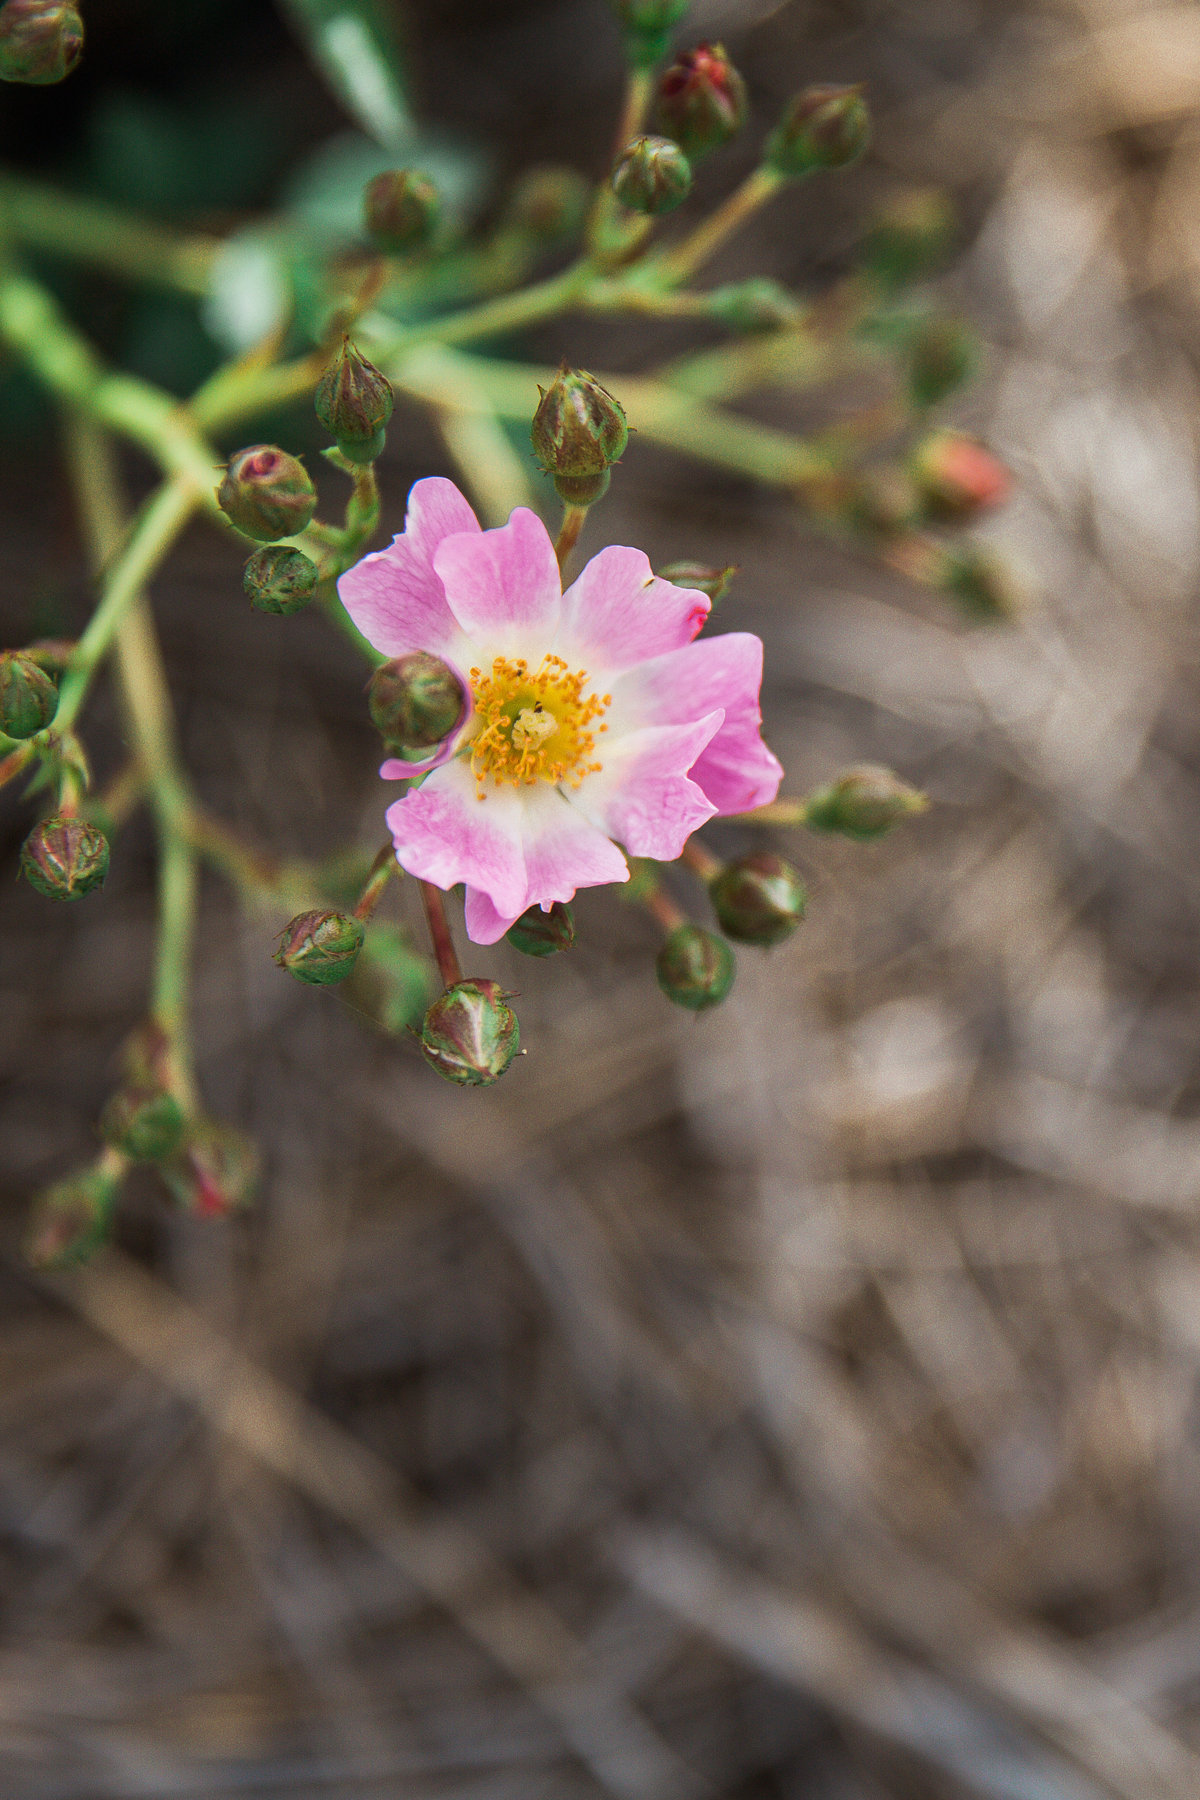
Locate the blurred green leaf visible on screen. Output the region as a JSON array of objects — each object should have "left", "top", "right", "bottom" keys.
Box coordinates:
[{"left": 278, "top": 0, "right": 412, "bottom": 148}]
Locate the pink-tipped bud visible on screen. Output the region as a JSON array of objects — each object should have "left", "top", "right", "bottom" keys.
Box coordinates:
[
  {"left": 506, "top": 902, "right": 575, "bottom": 957},
  {"left": 912, "top": 431, "right": 1011, "bottom": 519},
  {"left": 0, "top": 649, "right": 57, "bottom": 738},
  {"left": 20, "top": 815, "right": 108, "bottom": 900},
  {"left": 656, "top": 43, "right": 746, "bottom": 158},
  {"left": 218, "top": 446, "right": 317, "bottom": 543},
  {"left": 709, "top": 853, "right": 807, "bottom": 947},
  {"left": 363, "top": 168, "right": 440, "bottom": 253},
  {"left": 99, "top": 1085, "right": 186, "bottom": 1162},
  {"left": 804, "top": 764, "right": 929, "bottom": 839},
  {"left": 315, "top": 337, "right": 394, "bottom": 465},
  {"left": 766, "top": 84, "right": 870, "bottom": 178},
  {"left": 274, "top": 910, "right": 365, "bottom": 986},
  {"left": 0, "top": 0, "right": 82, "bottom": 85},
  {"left": 657, "top": 560, "right": 737, "bottom": 604},
  {"left": 611, "top": 134, "right": 692, "bottom": 215},
  {"left": 420, "top": 979, "right": 520, "bottom": 1086},
  {"left": 656, "top": 924, "right": 734, "bottom": 1010},
  {"left": 163, "top": 1120, "right": 259, "bottom": 1218},
  {"left": 25, "top": 1166, "right": 117, "bottom": 1269}
]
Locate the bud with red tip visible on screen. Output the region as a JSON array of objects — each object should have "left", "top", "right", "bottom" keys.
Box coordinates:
[
  {"left": 709, "top": 852, "right": 806, "bottom": 947},
  {"left": 274, "top": 910, "right": 365, "bottom": 986},
  {"left": 99, "top": 1085, "right": 185, "bottom": 1162},
  {"left": 368, "top": 650, "right": 466, "bottom": 752},
  {"left": 420, "top": 979, "right": 520, "bottom": 1085},
  {"left": 657, "top": 560, "right": 737, "bottom": 604},
  {"left": 243, "top": 545, "right": 319, "bottom": 615},
  {"left": 532, "top": 366, "right": 629, "bottom": 506},
  {"left": 804, "top": 764, "right": 929, "bottom": 839},
  {"left": 21, "top": 815, "right": 108, "bottom": 900},
  {"left": 506, "top": 901, "right": 575, "bottom": 957},
  {"left": 610, "top": 0, "right": 691, "bottom": 66},
  {"left": 656, "top": 924, "right": 734, "bottom": 1009},
  {"left": 25, "top": 1165, "right": 118, "bottom": 1269},
  {"left": 612, "top": 135, "right": 692, "bottom": 216},
  {"left": 218, "top": 446, "right": 317, "bottom": 544},
  {"left": 163, "top": 1119, "right": 259, "bottom": 1218},
  {"left": 0, "top": 649, "right": 57, "bottom": 738},
  {"left": 315, "top": 337, "right": 394, "bottom": 465},
  {"left": 0, "top": 0, "right": 82, "bottom": 85},
  {"left": 860, "top": 189, "right": 955, "bottom": 294},
  {"left": 912, "top": 431, "right": 1011, "bottom": 519},
  {"left": 765, "top": 84, "right": 870, "bottom": 179},
  {"left": 363, "top": 168, "right": 440, "bottom": 253},
  {"left": 906, "top": 317, "right": 974, "bottom": 409},
  {"left": 656, "top": 43, "right": 746, "bottom": 158}
]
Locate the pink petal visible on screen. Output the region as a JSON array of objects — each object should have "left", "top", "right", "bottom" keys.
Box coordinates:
[
  {"left": 613, "top": 633, "right": 782, "bottom": 815},
  {"left": 463, "top": 788, "right": 628, "bottom": 944},
  {"left": 462, "top": 886, "right": 518, "bottom": 946},
  {"left": 559, "top": 547, "right": 709, "bottom": 673},
  {"left": 386, "top": 758, "right": 527, "bottom": 921},
  {"left": 338, "top": 477, "right": 479, "bottom": 661},
  {"left": 433, "top": 507, "right": 562, "bottom": 649},
  {"left": 580, "top": 711, "right": 723, "bottom": 860}
]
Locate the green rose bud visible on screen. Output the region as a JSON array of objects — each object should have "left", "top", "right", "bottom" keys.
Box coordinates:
[
  {"left": 0, "top": 0, "right": 82, "bottom": 85},
  {"left": 21, "top": 815, "right": 109, "bottom": 900},
  {"left": 315, "top": 337, "right": 394, "bottom": 465},
  {"left": 368, "top": 651, "right": 466, "bottom": 752},
  {"left": 217, "top": 445, "right": 317, "bottom": 544},
  {"left": 611, "top": 134, "right": 692, "bottom": 216},
  {"left": 0, "top": 649, "right": 57, "bottom": 738},
  {"left": 99, "top": 1085, "right": 186, "bottom": 1163},
  {"left": 363, "top": 168, "right": 440, "bottom": 253},
  {"left": 274, "top": 910, "right": 365, "bottom": 986},
  {"left": 804, "top": 764, "right": 928, "bottom": 840},
  {"left": 765, "top": 84, "right": 871, "bottom": 179},
  {"left": 655, "top": 42, "right": 746, "bottom": 159},
  {"left": 243, "top": 546, "right": 319, "bottom": 616},
  {"left": 656, "top": 923, "right": 734, "bottom": 1010},
  {"left": 531, "top": 367, "right": 629, "bottom": 508},
  {"left": 420, "top": 979, "right": 520, "bottom": 1086},
  {"left": 506, "top": 901, "right": 575, "bottom": 957},
  {"left": 709, "top": 852, "right": 807, "bottom": 947}
]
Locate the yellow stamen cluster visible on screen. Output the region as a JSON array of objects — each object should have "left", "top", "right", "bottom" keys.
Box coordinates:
[{"left": 468, "top": 654, "right": 610, "bottom": 796}]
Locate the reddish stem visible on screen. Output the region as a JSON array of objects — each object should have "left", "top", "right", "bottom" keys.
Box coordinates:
[
  {"left": 679, "top": 837, "right": 722, "bottom": 883},
  {"left": 421, "top": 880, "right": 462, "bottom": 986}
]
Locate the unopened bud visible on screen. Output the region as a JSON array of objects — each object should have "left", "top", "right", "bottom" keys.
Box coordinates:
[
  {"left": 612, "top": 135, "right": 692, "bottom": 215},
  {"left": 912, "top": 430, "right": 1011, "bottom": 519},
  {"left": 765, "top": 84, "right": 870, "bottom": 179},
  {"left": 860, "top": 189, "right": 955, "bottom": 294},
  {"left": 163, "top": 1119, "right": 259, "bottom": 1218},
  {"left": 25, "top": 1167, "right": 116, "bottom": 1269},
  {"left": 610, "top": 0, "right": 691, "bottom": 66},
  {"left": 940, "top": 545, "right": 1021, "bottom": 622},
  {"left": 0, "top": 649, "right": 57, "bottom": 738},
  {"left": 656, "top": 42, "right": 746, "bottom": 158},
  {"left": 368, "top": 651, "right": 465, "bottom": 751},
  {"left": 708, "top": 277, "right": 803, "bottom": 335},
  {"left": 506, "top": 901, "right": 575, "bottom": 956},
  {"left": 315, "top": 337, "right": 394, "bottom": 464},
  {"left": 21, "top": 815, "right": 108, "bottom": 900},
  {"left": 709, "top": 852, "right": 806, "bottom": 947},
  {"left": 274, "top": 909, "right": 365, "bottom": 985},
  {"left": 657, "top": 560, "right": 737, "bottom": 603},
  {"left": 907, "top": 317, "right": 973, "bottom": 409},
  {"left": 0, "top": 0, "right": 82, "bottom": 85},
  {"left": 218, "top": 445, "right": 316, "bottom": 543},
  {"left": 363, "top": 168, "right": 440, "bottom": 253},
  {"left": 420, "top": 978, "right": 520, "bottom": 1086},
  {"left": 243, "top": 546, "right": 318, "bottom": 615},
  {"left": 99, "top": 1085, "right": 185, "bottom": 1162},
  {"left": 531, "top": 367, "right": 628, "bottom": 508},
  {"left": 502, "top": 165, "right": 591, "bottom": 242},
  {"left": 804, "top": 764, "right": 929, "bottom": 839},
  {"left": 656, "top": 923, "right": 734, "bottom": 1009}
]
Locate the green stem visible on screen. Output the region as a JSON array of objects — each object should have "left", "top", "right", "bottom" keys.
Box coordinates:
[
  {"left": 657, "top": 165, "right": 784, "bottom": 286},
  {"left": 679, "top": 838, "right": 722, "bottom": 883},
  {"left": 730, "top": 798, "right": 808, "bottom": 826},
  {"left": 352, "top": 844, "right": 397, "bottom": 923},
  {"left": 0, "top": 175, "right": 219, "bottom": 294}
]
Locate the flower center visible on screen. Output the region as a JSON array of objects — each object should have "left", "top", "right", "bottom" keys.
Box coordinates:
[{"left": 467, "top": 654, "right": 610, "bottom": 795}]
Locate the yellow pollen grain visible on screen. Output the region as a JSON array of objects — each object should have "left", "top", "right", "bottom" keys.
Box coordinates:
[{"left": 468, "top": 653, "right": 611, "bottom": 797}]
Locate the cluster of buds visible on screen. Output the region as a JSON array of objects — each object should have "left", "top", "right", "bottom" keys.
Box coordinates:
[
  {"left": 0, "top": 0, "right": 82, "bottom": 85},
  {"left": 531, "top": 365, "right": 629, "bottom": 506}
]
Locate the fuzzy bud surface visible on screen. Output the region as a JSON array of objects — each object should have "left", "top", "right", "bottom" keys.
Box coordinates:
[
  {"left": 804, "top": 764, "right": 928, "bottom": 839},
  {"left": 421, "top": 979, "right": 520, "bottom": 1085},
  {"left": 0, "top": 649, "right": 57, "bottom": 738},
  {"left": 656, "top": 43, "right": 745, "bottom": 157},
  {"left": 766, "top": 84, "right": 870, "bottom": 178},
  {"left": 710, "top": 851, "right": 807, "bottom": 946},
  {"left": 274, "top": 910, "right": 365, "bottom": 985},
  {"left": 656, "top": 923, "right": 735, "bottom": 1009},
  {"left": 368, "top": 651, "right": 466, "bottom": 751},
  {"left": 21, "top": 815, "right": 108, "bottom": 899},
  {"left": 315, "top": 338, "right": 394, "bottom": 464},
  {"left": 218, "top": 446, "right": 316, "bottom": 543},
  {"left": 243, "top": 546, "right": 319, "bottom": 615},
  {"left": 611, "top": 135, "right": 692, "bottom": 215}
]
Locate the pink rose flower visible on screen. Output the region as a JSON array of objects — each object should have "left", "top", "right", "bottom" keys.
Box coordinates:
[{"left": 339, "top": 478, "right": 782, "bottom": 944}]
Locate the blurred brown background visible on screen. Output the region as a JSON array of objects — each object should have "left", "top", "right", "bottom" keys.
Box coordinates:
[{"left": 6, "top": 0, "right": 1200, "bottom": 1794}]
